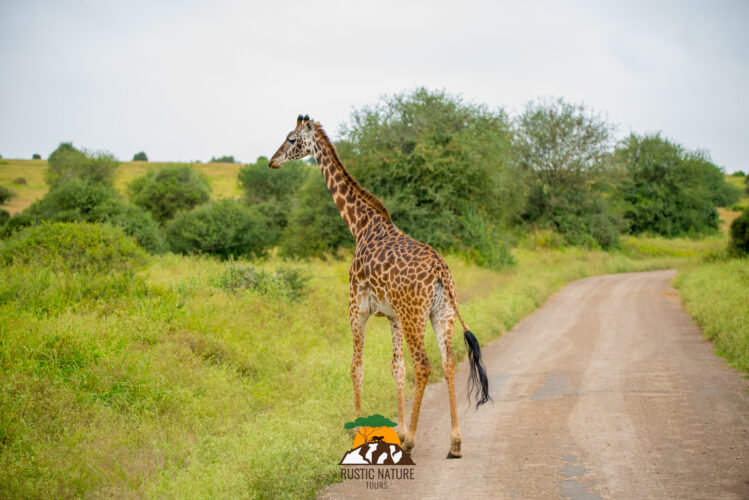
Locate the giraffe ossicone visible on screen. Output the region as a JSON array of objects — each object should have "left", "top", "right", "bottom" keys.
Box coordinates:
[{"left": 270, "top": 115, "right": 491, "bottom": 458}]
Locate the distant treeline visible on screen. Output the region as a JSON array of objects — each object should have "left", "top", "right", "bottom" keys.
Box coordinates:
[{"left": 1, "top": 88, "right": 747, "bottom": 265}]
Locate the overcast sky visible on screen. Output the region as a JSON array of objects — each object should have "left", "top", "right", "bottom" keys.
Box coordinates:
[{"left": 1, "top": 0, "right": 747, "bottom": 171}]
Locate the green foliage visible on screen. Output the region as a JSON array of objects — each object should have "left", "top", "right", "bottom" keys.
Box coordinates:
[
  {"left": 0, "top": 209, "right": 9, "bottom": 226},
  {"left": 209, "top": 155, "right": 235, "bottom": 163},
  {"left": 12, "top": 177, "right": 27, "bottom": 185},
  {"left": 237, "top": 156, "right": 308, "bottom": 229},
  {"left": 132, "top": 151, "right": 148, "bottom": 161},
  {"left": 0, "top": 213, "right": 34, "bottom": 237},
  {"left": 21, "top": 179, "right": 165, "bottom": 253},
  {"left": 344, "top": 414, "right": 397, "bottom": 429},
  {"left": 515, "top": 98, "right": 622, "bottom": 248},
  {"left": 165, "top": 200, "right": 279, "bottom": 259},
  {"left": 333, "top": 88, "right": 523, "bottom": 261},
  {"left": 459, "top": 205, "right": 515, "bottom": 270},
  {"left": 729, "top": 207, "right": 749, "bottom": 256},
  {"left": 0, "top": 222, "right": 147, "bottom": 273},
  {"left": 732, "top": 170, "right": 745, "bottom": 176},
  {"left": 615, "top": 133, "right": 734, "bottom": 237},
  {"left": 279, "top": 170, "right": 352, "bottom": 258},
  {"left": 32, "top": 153, "right": 41, "bottom": 160},
  {"left": 214, "top": 263, "right": 310, "bottom": 303},
  {"left": 46, "top": 142, "right": 120, "bottom": 188},
  {"left": 0, "top": 185, "right": 15, "bottom": 205},
  {"left": 128, "top": 164, "right": 211, "bottom": 223}
]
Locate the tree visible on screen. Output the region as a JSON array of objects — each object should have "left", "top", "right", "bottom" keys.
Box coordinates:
[
  {"left": 0, "top": 185, "right": 14, "bottom": 205},
  {"left": 32, "top": 153, "right": 41, "bottom": 160},
  {"left": 209, "top": 155, "right": 236, "bottom": 163},
  {"left": 514, "top": 98, "right": 622, "bottom": 248},
  {"left": 128, "top": 164, "right": 211, "bottom": 223},
  {"left": 344, "top": 414, "right": 398, "bottom": 445},
  {"left": 615, "top": 133, "right": 733, "bottom": 236},
  {"left": 46, "top": 142, "right": 120, "bottom": 188},
  {"left": 132, "top": 151, "right": 148, "bottom": 161},
  {"left": 336, "top": 88, "right": 522, "bottom": 262}
]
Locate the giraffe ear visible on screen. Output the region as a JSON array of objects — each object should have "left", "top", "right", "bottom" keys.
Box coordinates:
[{"left": 297, "top": 114, "right": 304, "bottom": 126}]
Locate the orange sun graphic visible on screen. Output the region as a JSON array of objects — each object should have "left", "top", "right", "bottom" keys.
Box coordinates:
[{"left": 351, "top": 426, "right": 401, "bottom": 448}]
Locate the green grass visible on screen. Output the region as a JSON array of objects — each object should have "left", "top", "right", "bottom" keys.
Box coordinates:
[
  {"left": 675, "top": 259, "right": 749, "bottom": 373},
  {"left": 0, "top": 228, "right": 720, "bottom": 498},
  {"left": 0, "top": 160, "right": 243, "bottom": 214}
]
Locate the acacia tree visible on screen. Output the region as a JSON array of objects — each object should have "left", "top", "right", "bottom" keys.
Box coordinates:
[{"left": 514, "top": 98, "right": 622, "bottom": 248}]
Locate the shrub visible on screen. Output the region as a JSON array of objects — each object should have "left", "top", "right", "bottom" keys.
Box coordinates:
[
  {"left": 0, "top": 185, "right": 14, "bottom": 205},
  {"left": 214, "top": 263, "right": 310, "bottom": 303},
  {"left": 732, "top": 170, "right": 746, "bottom": 177},
  {"left": 0, "top": 222, "right": 147, "bottom": 272},
  {"left": 0, "top": 213, "right": 34, "bottom": 237},
  {"left": 132, "top": 151, "right": 148, "bottom": 161},
  {"left": 128, "top": 164, "right": 211, "bottom": 223},
  {"left": 12, "top": 177, "right": 27, "bottom": 185},
  {"left": 459, "top": 205, "right": 515, "bottom": 270},
  {"left": 46, "top": 142, "right": 120, "bottom": 187},
  {"left": 22, "top": 179, "right": 165, "bottom": 253},
  {"left": 166, "top": 200, "right": 279, "bottom": 259},
  {"left": 209, "top": 155, "right": 235, "bottom": 163},
  {"left": 730, "top": 207, "right": 749, "bottom": 256},
  {"left": 238, "top": 156, "right": 307, "bottom": 229},
  {"left": 32, "top": 153, "right": 41, "bottom": 160},
  {"left": 615, "top": 134, "right": 729, "bottom": 236},
  {"left": 0, "top": 209, "right": 9, "bottom": 226}
]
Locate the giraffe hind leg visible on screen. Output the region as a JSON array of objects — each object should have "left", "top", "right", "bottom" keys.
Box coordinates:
[
  {"left": 401, "top": 315, "right": 430, "bottom": 454},
  {"left": 388, "top": 317, "right": 407, "bottom": 442},
  {"left": 349, "top": 291, "right": 370, "bottom": 418},
  {"left": 431, "top": 297, "right": 462, "bottom": 458}
]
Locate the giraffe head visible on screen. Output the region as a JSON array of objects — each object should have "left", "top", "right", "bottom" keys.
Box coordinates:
[{"left": 269, "top": 114, "right": 315, "bottom": 168}]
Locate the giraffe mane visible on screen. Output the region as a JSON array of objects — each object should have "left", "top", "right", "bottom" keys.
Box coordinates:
[{"left": 314, "top": 122, "right": 392, "bottom": 223}]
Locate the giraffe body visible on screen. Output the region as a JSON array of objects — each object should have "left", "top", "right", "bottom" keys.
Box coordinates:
[{"left": 270, "top": 115, "right": 489, "bottom": 458}]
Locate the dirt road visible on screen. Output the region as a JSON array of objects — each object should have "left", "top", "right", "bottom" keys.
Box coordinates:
[{"left": 320, "top": 270, "right": 749, "bottom": 499}]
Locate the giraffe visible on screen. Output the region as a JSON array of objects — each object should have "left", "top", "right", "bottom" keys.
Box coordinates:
[{"left": 269, "top": 115, "right": 490, "bottom": 458}]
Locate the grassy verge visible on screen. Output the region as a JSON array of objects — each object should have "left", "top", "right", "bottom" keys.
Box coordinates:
[
  {"left": 0, "top": 234, "right": 722, "bottom": 498},
  {"left": 674, "top": 259, "right": 749, "bottom": 373}
]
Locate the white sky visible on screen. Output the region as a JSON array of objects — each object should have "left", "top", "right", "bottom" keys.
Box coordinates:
[{"left": 1, "top": 0, "right": 747, "bottom": 172}]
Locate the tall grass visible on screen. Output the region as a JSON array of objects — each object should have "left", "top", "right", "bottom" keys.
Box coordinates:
[
  {"left": 675, "top": 259, "right": 749, "bottom": 373},
  {"left": 0, "top": 233, "right": 725, "bottom": 498}
]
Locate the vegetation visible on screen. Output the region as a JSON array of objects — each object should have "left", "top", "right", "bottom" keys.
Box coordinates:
[
  {"left": 12, "top": 177, "right": 27, "bottom": 185},
  {"left": 0, "top": 185, "right": 15, "bottom": 205},
  {"left": 128, "top": 164, "right": 211, "bottom": 223},
  {"left": 210, "top": 155, "right": 236, "bottom": 163},
  {"left": 8, "top": 179, "right": 165, "bottom": 252},
  {"left": 214, "top": 262, "right": 310, "bottom": 303},
  {"left": 675, "top": 259, "right": 749, "bottom": 372},
  {"left": 32, "top": 153, "right": 41, "bottom": 160},
  {"left": 165, "top": 200, "right": 279, "bottom": 259},
  {"left": 515, "top": 98, "right": 622, "bottom": 248},
  {"left": 46, "top": 142, "right": 120, "bottom": 188},
  {"left": 132, "top": 151, "right": 148, "bottom": 161},
  {"left": 616, "top": 133, "right": 740, "bottom": 236},
  {"left": 729, "top": 207, "right": 749, "bottom": 255}
]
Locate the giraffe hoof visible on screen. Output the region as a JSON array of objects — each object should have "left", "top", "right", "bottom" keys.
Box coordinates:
[{"left": 446, "top": 451, "right": 462, "bottom": 459}]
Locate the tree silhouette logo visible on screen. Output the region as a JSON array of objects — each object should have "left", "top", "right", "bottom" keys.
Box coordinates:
[{"left": 338, "top": 414, "right": 415, "bottom": 465}]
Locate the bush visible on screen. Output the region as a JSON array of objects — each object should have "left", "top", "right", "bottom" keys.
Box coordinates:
[
  {"left": 22, "top": 179, "right": 165, "bottom": 253},
  {"left": 514, "top": 98, "right": 622, "bottom": 248},
  {"left": 46, "top": 142, "right": 120, "bottom": 187},
  {"left": 32, "top": 153, "right": 41, "bottom": 160},
  {"left": 0, "top": 222, "right": 147, "bottom": 273},
  {"left": 279, "top": 171, "right": 351, "bottom": 258},
  {"left": 238, "top": 156, "right": 308, "bottom": 229},
  {"left": 166, "top": 200, "right": 279, "bottom": 259},
  {"left": 616, "top": 134, "right": 730, "bottom": 237},
  {"left": 459, "top": 205, "right": 515, "bottom": 270},
  {"left": 132, "top": 151, "right": 148, "bottom": 161},
  {"left": 12, "top": 177, "right": 27, "bottom": 185},
  {"left": 732, "top": 170, "right": 746, "bottom": 177},
  {"left": 730, "top": 207, "right": 749, "bottom": 256},
  {"left": 0, "top": 209, "right": 9, "bottom": 226},
  {"left": 128, "top": 164, "right": 211, "bottom": 223},
  {"left": 209, "top": 155, "right": 235, "bottom": 163},
  {"left": 214, "top": 263, "right": 310, "bottom": 303},
  {"left": 0, "top": 213, "right": 34, "bottom": 237},
  {"left": 0, "top": 185, "right": 14, "bottom": 205}
]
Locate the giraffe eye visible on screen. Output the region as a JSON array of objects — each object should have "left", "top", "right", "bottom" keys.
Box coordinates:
[{"left": 288, "top": 138, "right": 297, "bottom": 145}]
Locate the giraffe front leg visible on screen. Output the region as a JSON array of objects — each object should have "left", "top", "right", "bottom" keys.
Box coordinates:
[
  {"left": 349, "top": 290, "right": 370, "bottom": 418},
  {"left": 388, "top": 317, "right": 407, "bottom": 442}
]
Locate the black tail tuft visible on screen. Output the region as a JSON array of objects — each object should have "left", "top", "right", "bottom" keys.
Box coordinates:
[{"left": 464, "top": 330, "right": 491, "bottom": 408}]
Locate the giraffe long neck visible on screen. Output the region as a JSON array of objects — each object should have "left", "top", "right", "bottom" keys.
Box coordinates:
[{"left": 312, "top": 124, "right": 392, "bottom": 242}]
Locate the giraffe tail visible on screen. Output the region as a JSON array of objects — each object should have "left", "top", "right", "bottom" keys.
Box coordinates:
[{"left": 437, "top": 265, "right": 491, "bottom": 409}]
